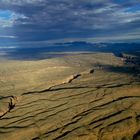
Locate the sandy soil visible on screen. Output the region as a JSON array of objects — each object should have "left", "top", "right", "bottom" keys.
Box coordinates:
[{"left": 0, "top": 53, "right": 140, "bottom": 140}]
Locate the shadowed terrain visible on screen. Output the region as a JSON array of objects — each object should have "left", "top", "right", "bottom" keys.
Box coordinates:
[{"left": 0, "top": 53, "right": 140, "bottom": 140}]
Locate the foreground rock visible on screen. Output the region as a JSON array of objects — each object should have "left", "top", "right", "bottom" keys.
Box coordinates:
[
  {"left": 0, "top": 96, "right": 17, "bottom": 118},
  {"left": 0, "top": 53, "right": 140, "bottom": 140}
]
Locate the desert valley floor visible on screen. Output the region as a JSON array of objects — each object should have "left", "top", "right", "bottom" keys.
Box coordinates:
[{"left": 0, "top": 53, "right": 140, "bottom": 140}]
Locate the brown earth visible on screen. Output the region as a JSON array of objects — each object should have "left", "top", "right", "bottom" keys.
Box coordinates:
[{"left": 0, "top": 53, "right": 140, "bottom": 140}]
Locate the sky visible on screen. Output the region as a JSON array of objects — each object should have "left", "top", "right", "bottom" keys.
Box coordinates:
[{"left": 0, "top": 0, "right": 140, "bottom": 47}]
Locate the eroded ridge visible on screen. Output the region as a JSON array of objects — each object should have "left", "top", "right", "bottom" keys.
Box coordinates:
[
  {"left": 22, "top": 68, "right": 94, "bottom": 95},
  {"left": 0, "top": 72, "right": 140, "bottom": 140}
]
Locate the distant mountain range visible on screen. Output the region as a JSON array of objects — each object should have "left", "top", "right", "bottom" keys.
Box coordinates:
[
  {"left": 0, "top": 41, "right": 140, "bottom": 60},
  {"left": 53, "top": 41, "right": 140, "bottom": 53}
]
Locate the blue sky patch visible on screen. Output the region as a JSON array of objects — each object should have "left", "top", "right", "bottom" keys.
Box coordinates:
[
  {"left": 0, "top": 10, "right": 12, "bottom": 20},
  {"left": 125, "top": 4, "right": 140, "bottom": 12}
]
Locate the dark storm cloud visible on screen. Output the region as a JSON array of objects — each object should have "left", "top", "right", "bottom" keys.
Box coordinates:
[{"left": 0, "top": 0, "right": 140, "bottom": 44}]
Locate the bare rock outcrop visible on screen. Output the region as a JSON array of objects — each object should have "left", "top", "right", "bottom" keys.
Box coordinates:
[{"left": 0, "top": 96, "right": 17, "bottom": 118}]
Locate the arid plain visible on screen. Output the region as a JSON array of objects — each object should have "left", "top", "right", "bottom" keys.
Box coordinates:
[{"left": 0, "top": 53, "right": 140, "bottom": 140}]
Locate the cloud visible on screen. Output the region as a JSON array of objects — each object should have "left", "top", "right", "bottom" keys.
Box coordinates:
[
  {"left": 0, "top": 35, "right": 17, "bottom": 38},
  {"left": 0, "top": 0, "right": 140, "bottom": 44},
  {"left": 0, "top": 9, "right": 27, "bottom": 28},
  {"left": 0, "top": 0, "right": 44, "bottom": 5}
]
